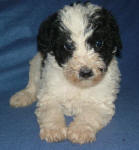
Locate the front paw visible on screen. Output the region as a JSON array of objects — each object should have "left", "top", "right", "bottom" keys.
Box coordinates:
[
  {"left": 67, "top": 122, "right": 96, "bottom": 144},
  {"left": 40, "top": 126, "right": 67, "bottom": 143}
]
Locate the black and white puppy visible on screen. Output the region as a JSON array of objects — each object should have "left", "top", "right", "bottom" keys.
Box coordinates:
[{"left": 10, "top": 2, "right": 122, "bottom": 144}]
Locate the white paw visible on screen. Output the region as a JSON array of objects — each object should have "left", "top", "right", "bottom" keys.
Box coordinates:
[
  {"left": 10, "top": 90, "right": 36, "bottom": 107},
  {"left": 40, "top": 126, "right": 67, "bottom": 142},
  {"left": 67, "top": 122, "right": 96, "bottom": 144}
]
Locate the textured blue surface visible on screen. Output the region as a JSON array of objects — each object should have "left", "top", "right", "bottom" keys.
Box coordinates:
[{"left": 0, "top": 0, "right": 139, "bottom": 150}]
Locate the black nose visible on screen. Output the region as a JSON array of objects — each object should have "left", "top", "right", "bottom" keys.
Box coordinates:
[{"left": 79, "top": 67, "right": 93, "bottom": 79}]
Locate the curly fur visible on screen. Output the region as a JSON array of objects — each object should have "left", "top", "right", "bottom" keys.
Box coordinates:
[{"left": 10, "top": 2, "right": 122, "bottom": 144}]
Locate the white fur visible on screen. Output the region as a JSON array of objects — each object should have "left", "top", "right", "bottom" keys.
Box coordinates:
[
  {"left": 10, "top": 3, "right": 121, "bottom": 144},
  {"left": 35, "top": 52, "right": 120, "bottom": 143},
  {"left": 37, "top": 53, "right": 120, "bottom": 116},
  {"left": 60, "top": 3, "right": 100, "bottom": 55},
  {"left": 60, "top": 3, "right": 100, "bottom": 37}
]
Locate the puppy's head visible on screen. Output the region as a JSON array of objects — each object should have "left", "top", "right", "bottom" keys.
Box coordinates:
[{"left": 38, "top": 2, "right": 122, "bottom": 88}]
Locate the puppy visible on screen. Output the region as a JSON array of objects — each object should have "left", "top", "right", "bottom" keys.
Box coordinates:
[{"left": 10, "top": 2, "right": 122, "bottom": 144}]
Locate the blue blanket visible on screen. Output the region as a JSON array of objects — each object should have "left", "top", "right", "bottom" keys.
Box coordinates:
[{"left": 0, "top": 0, "right": 139, "bottom": 150}]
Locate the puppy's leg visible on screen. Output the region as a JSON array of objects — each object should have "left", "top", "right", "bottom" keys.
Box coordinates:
[
  {"left": 10, "top": 53, "right": 42, "bottom": 107},
  {"left": 68, "top": 104, "right": 115, "bottom": 144},
  {"left": 35, "top": 99, "right": 67, "bottom": 142}
]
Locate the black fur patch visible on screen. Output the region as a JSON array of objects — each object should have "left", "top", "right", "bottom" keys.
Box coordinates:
[
  {"left": 37, "top": 4, "right": 122, "bottom": 69},
  {"left": 37, "top": 13, "right": 75, "bottom": 67},
  {"left": 86, "top": 8, "right": 122, "bottom": 67}
]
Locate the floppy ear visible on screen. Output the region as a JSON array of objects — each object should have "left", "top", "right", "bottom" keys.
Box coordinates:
[
  {"left": 91, "top": 8, "right": 122, "bottom": 57},
  {"left": 37, "top": 13, "right": 59, "bottom": 58},
  {"left": 114, "top": 27, "right": 122, "bottom": 57},
  {"left": 107, "top": 11, "right": 122, "bottom": 57},
  {"left": 104, "top": 9, "right": 122, "bottom": 57}
]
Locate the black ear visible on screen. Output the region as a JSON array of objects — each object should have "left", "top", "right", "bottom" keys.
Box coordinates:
[
  {"left": 107, "top": 10, "right": 122, "bottom": 57},
  {"left": 104, "top": 9, "right": 122, "bottom": 57},
  {"left": 114, "top": 26, "right": 122, "bottom": 57},
  {"left": 37, "top": 13, "right": 59, "bottom": 58},
  {"left": 91, "top": 8, "right": 122, "bottom": 57}
]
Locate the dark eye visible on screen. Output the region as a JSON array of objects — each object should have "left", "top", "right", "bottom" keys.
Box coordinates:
[
  {"left": 64, "top": 42, "right": 75, "bottom": 52},
  {"left": 95, "top": 40, "right": 104, "bottom": 48}
]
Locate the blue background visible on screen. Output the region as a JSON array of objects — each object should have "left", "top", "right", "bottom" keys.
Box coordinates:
[{"left": 0, "top": 0, "right": 139, "bottom": 150}]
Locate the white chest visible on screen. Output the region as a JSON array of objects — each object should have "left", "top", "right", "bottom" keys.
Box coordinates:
[{"left": 38, "top": 56, "right": 120, "bottom": 116}]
